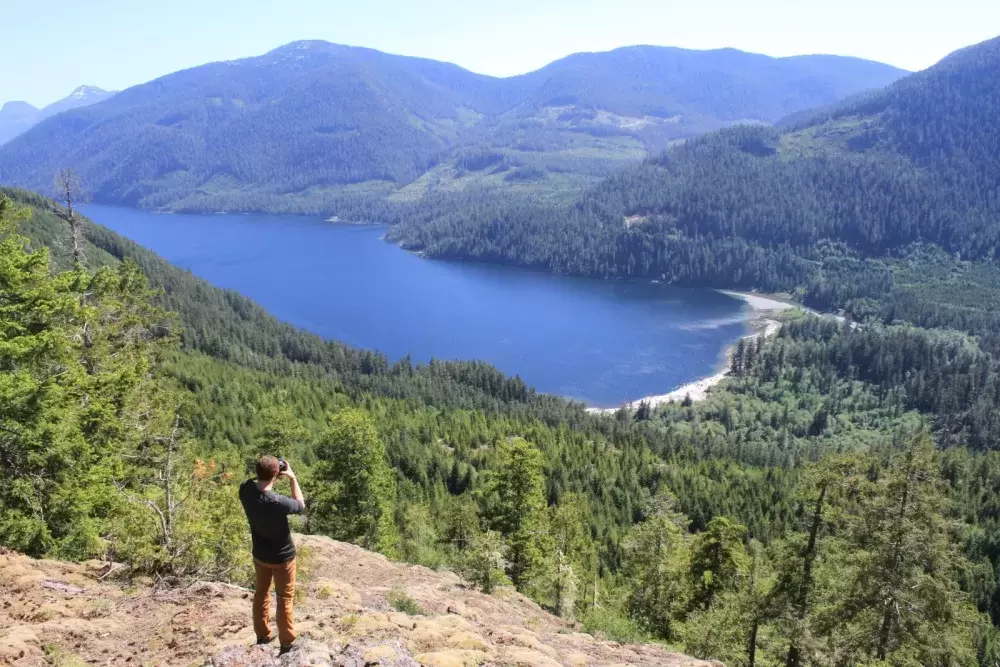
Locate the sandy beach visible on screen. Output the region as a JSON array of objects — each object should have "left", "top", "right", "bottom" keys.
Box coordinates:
[{"left": 586, "top": 291, "right": 794, "bottom": 414}]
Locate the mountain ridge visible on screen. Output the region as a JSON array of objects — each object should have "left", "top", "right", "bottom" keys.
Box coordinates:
[{"left": 0, "top": 41, "right": 907, "bottom": 212}]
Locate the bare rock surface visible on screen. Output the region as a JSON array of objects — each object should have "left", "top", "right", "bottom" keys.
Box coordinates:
[{"left": 0, "top": 536, "right": 718, "bottom": 667}]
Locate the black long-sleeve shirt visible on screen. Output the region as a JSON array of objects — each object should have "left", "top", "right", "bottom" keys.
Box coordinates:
[{"left": 239, "top": 479, "right": 305, "bottom": 564}]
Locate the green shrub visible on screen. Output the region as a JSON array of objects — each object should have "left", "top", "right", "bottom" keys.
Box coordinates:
[
  {"left": 387, "top": 589, "right": 425, "bottom": 616},
  {"left": 579, "top": 608, "right": 648, "bottom": 644}
]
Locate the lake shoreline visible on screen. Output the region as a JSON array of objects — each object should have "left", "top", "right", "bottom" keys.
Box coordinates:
[{"left": 585, "top": 290, "right": 794, "bottom": 414}]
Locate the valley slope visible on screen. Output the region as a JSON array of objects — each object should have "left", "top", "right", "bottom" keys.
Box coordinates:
[{"left": 0, "top": 42, "right": 905, "bottom": 212}]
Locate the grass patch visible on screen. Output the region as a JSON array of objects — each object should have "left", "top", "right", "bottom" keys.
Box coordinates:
[
  {"left": 43, "top": 644, "right": 88, "bottom": 667},
  {"left": 387, "top": 589, "right": 426, "bottom": 615}
]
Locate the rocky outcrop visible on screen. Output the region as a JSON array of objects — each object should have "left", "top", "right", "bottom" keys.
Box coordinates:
[{"left": 0, "top": 537, "right": 717, "bottom": 667}]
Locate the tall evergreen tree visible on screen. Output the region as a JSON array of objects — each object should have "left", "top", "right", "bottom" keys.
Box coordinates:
[
  {"left": 0, "top": 195, "right": 174, "bottom": 559},
  {"left": 481, "top": 437, "right": 551, "bottom": 594},
  {"left": 775, "top": 457, "right": 843, "bottom": 667},
  {"left": 688, "top": 516, "right": 749, "bottom": 610},
  {"left": 310, "top": 408, "right": 399, "bottom": 557},
  {"left": 828, "top": 433, "right": 981, "bottom": 665},
  {"left": 550, "top": 493, "right": 598, "bottom": 617},
  {"left": 252, "top": 399, "right": 312, "bottom": 465},
  {"left": 623, "top": 491, "right": 692, "bottom": 639},
  {"left": 0, "top": 196, "right": 83, "bottom": 555},
  {"left": 463, "top": 529, "right": 509, "bottom": 594}
]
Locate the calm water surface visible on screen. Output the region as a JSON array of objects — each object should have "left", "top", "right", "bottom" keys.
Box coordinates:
[{"left": 84, "top": 205, "right": 749, "bottom": 407}]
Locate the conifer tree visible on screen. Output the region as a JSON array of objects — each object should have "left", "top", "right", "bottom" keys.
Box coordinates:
[
  {"left": 623, "top": 491, "right": 692, "bottom": 639},
  {"left": 464, "top": 529, "right": 509, "bottom": 594},
  {"left": 111, "top": 405, "right": 250, "bottom": 580},
  {"left": 0, "top": 196, "right": 83, "bottom": 555},
  {"left": 678, "top": 539, "right": 776, "bottom": 667},
  {"left": 742, "top": 541, "right": 777, "bottom": 667},
  {"left": 398, "top": 502, "right": 442, "bottom": 568},
  {"left": 775, "top": 458, "right": 843, "bottom": 667},
  {"left": 828, "top": 432, "right": 980, "bottom": 665},
  {"left": 54, "top": 168, "right": 86, "bottom": 267},
  {"left": 688, "top": 516, "right": 749, "bottom": 610},
  {"left": 481, "top": 437, "right": 551, "bottom": 593},
  {"left": 443, "top": 495, "right": 481, "bottom": 553},
  {"left": 252, "top": 399, "right": 312, "bottom": 464},
  {"left": 310, "top": 408, "right": 399, "bottom": 557},
  {"left": 550, "top": 493, "right": 597, "bottom": 617},
  {"left": 0, "top": 196, "right": 174, "bottom": 559},
  {"left": 552, "top": 549, "right": 578, "bottom": 619}
]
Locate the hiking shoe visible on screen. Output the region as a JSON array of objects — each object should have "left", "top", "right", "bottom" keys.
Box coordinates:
[
  {"left": 279, "top": 643, "right": 294, "bottom": 656},
  {"left": 256, "top": 635, "right": 275, "bottom": 645}
]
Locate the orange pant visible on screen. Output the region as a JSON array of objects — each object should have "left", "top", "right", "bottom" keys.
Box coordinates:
[{"left": 253, "top": 558, "right": 296, "bottom": 646}]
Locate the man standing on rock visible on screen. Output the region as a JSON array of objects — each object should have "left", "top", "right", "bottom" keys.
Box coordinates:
[{"left": 239, "top": 455, "right": 306, "bottom": 655}]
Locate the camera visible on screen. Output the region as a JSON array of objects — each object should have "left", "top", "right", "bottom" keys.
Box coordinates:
[{"left": 278, "top": 457, "right": 288, "bottom": 473}]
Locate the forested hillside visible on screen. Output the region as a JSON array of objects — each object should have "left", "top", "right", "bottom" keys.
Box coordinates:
[{"left": 0, "top": 42, "right": 904, "bottom": 213}]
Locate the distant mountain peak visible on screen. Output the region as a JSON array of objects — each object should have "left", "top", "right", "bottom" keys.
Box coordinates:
[
  {"left": 41, "top": 86, "right": 115, "bottom": 117},
  {"left": 283, "top": 39, "right": 332, "bottom": 50},
  {"left": 257, "top": 40, "right": 348, "bottom": 66},
  {"left": 1, "top": 101, "right": 38, "bottom": 113},
  {"left": 68, "top": 85, "right": 109, "bottom": 99},
  {"left": 0, "top": 101, "right": 40, "bottom": 145},
  {"left": 263, "top": 40, "right": 370, "bottom": 62},
  {"left": 266, "top": 40, "right": 349, "bottom": 56}
]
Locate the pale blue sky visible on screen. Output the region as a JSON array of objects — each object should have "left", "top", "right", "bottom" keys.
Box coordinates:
[{"left": 4, "top": 0, "right": 998, "bottom": 107}]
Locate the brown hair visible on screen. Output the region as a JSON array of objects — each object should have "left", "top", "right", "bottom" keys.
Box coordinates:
[{"left": 256, "top": 455, "right": 280, "bottom": 482}]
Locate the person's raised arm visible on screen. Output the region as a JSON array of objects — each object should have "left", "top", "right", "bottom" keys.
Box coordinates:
[{"left": 280, "top": 461, "right": 306, "bottom": 513}]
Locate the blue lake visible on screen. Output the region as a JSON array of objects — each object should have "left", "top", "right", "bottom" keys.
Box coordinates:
[{"left": 84, "top": 204, "right": 749, "bottom": 407}]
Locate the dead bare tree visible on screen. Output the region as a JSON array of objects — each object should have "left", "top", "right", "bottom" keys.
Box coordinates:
[
  {"left": 54, "top": 168, "right": 87, "bottom": 267},
  {"left": 114, "top": 413, "right": 187, "bottom": 568}
]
